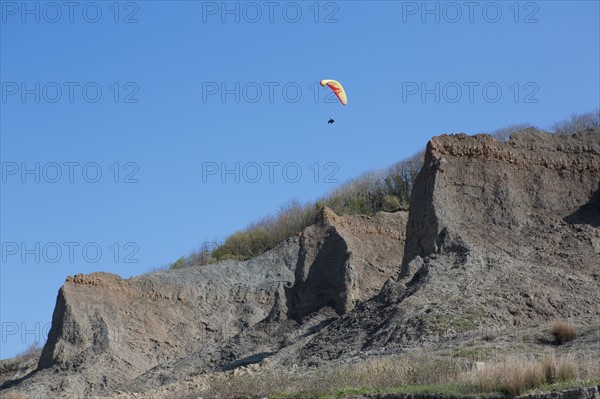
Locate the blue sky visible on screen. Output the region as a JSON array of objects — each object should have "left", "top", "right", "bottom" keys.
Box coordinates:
[{"left": 1, "top": 0, "right": 598, "bottom": 359}]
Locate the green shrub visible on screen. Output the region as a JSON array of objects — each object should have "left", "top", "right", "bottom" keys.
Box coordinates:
[
  {"left": 322, "top": 152, "right": 423, "bottom": 217},
  {"left": 382, "top": 195, "right": 403, "bottom": 212},
  {"left": 212, "top": 228, "right": 270, "bottom": 261},
  {"left": 170, "top": 257, "right": 188, "bottom": 270}
]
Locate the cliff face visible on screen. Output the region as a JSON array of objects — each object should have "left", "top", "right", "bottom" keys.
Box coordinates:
[
  {"left": 2, "top": 209, "right": 406, "bottom": 397},
  {"left": 292, "top": 207, "right": 407, "bottom": 319},
  {"left": 2, "top": 129, "right": 598, "bottom": 399},
  {"left": 34, "top": 249, "right": 299, "bottom": 397},
  {"left": 294, "top": 129, "right": 600, "bottom": 364},
  {"left": 403, "top": 129, "right": 600, "bottom": 275}
]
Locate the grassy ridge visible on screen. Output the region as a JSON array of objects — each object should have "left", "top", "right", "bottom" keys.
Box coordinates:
[{"left": 171, "top": 151, "right": 423, "bottom": 268}]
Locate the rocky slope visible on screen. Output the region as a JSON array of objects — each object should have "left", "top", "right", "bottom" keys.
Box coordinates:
[
  {"left": 0, "top": 210, "right": 407, "bottom": 398},
  {"left": 290, "top": 129, "right": 600, "bottom": 365},
  {"left": 1, "top": 128, "right": 598, "bottom": 399}
]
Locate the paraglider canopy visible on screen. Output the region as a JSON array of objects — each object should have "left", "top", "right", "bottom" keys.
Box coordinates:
[{"left": 320, "top": 79, "right": 347, "bottom": 105}]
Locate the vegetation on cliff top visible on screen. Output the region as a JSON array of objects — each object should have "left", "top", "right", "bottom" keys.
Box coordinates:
[{"left": 171, "top": 109, "right": 599, "bottom": 269}]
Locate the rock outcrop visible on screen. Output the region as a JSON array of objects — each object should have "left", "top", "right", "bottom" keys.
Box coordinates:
[
  {"left": 291, "top": 129, "right": 600, "bottom": 364},
  {"left": 403, "top": 129, "right": 600, "bottom": 274},
  {"left": 291, "top": 207, "right": 407, "bottom": 319},
  {"left": 29, "top": 252, "right": 298, "bottom": 397}
]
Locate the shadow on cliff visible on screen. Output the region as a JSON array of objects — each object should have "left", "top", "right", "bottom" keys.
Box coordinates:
[
  {"left": 564, "top": 183, "right": 600, "bottom": 227},
  {"left": 289, "top": 228, "right": 350, "bottom": 321},
  {"left": 0, "top": 370, "right": 35, "bottom": 391}
]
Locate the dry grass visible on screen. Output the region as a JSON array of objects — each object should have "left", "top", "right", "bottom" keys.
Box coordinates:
[
  {"left": 465, "top": 353, "right": 578, "bottom": 395},
  {"left": 201, "top": 355, "right": 461, "bottom": 398},
  {"left": 198, "top": 352, "right": 592, "bottom": 398},
  {"left": 551, "top": 320, "right": 577, "bottom": 345}
]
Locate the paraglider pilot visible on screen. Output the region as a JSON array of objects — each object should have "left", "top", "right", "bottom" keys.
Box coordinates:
[{"left": 320, "top": 80, "right": 345, "bottom": 125}]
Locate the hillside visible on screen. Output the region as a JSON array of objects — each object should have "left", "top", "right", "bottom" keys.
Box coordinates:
[{"left": 1, "top": 128, "right": 599, "bottom": 399}]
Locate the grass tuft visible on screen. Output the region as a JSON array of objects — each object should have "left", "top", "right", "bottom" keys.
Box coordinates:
[{"left": 551, "top": 320, "right": 577, "bottom": 345}]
